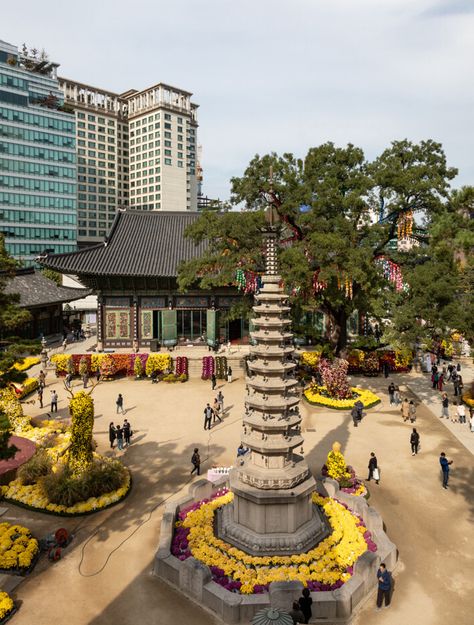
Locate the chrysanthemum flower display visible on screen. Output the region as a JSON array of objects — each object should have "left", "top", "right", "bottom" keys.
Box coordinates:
[
  {"left": 0, "top": 522, "right": 38, "bottom": 573},
  {"left": 171, "top": 490, "right": 376, "bottom": 594},
  {"left": 304, "top": 385, "right": 380, "bottom": 409},
  {"left": 68, "top": 391, "right": 94, "bottom": 475},
  {"left": 0, "top": 590, "right": 14, "bottom": 620},
  {"left": 321, "top": 443, "right": 367, "bottom": 497}
]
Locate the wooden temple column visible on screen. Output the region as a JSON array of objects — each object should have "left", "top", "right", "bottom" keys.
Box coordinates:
[
  {"left": 132, "top": 296, "right": 139, "bottom": 351},
  {"left": 96, "top": 295, "right": 104, "bottom": 352}
]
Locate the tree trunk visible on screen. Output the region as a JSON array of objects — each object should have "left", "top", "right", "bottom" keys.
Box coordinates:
[{"left": 325, "top": 307, "right": 348, "bottom": 356}]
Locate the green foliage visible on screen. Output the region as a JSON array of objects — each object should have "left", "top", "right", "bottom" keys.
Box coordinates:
[
  {"left": 0, "top": 412, "right": 17, "bottom": 461},
  {"left": 41, "top": 459, "right": 127, "bottom": 507},
  {"left": 178, "top": 141, "right": 470, "bottom": 352},
  {"left": 18, "top": 450, "right": 52, "bottom": 485},
  {"left": 41, "top": 268, "right": 62, "bottom": 286}
]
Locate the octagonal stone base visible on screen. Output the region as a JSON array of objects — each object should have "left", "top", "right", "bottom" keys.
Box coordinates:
[
  {"left": 217, "top": 502, "right": 330, "bottom": 555},
  {"left": 154, "top": 476, "right": 397, "bottom": 624}
]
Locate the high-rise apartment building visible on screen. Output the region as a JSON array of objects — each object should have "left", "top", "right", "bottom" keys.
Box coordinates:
[
  {"left": 60, "top": 79, "right": 198, "bottom": 246},
  {"left": 59, "top": 79, "right": 129, "bottom": 244},
  {"left": 0, "top": 40, "right": 77, "bottom": 262}
]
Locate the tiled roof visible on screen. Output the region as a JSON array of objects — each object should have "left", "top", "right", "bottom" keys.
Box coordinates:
[
  {"left": 4, "top": 268, "right": 91, "bottom": 308},
  {"left": 38, "top": 210, "right": 207, "bottom": 278}
]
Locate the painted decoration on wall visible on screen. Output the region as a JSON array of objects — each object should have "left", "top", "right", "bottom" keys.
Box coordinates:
[
  {"left": 141, "top": 297, "right": 166, "bottom": 309},
  {"left": 175, "top": 296, "right": 208, "bottom": 308},
  {"left": 105, "top": 297, "right": 130, "bottom": 308},
  {"left": 141, "top": 310, "right": 153, "bottom": 339}
]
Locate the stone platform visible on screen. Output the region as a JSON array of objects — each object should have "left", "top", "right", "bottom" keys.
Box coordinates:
[{"left": 154, "top": 477, "right": 397, "bottom": 624}]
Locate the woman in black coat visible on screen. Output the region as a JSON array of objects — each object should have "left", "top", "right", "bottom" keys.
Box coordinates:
[{"left": 109, "top": 422, "right": 116, "bottom": 449}]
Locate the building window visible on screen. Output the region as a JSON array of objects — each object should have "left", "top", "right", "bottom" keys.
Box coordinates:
[
  {"left": 178, "top": 161, "right": 183, "bottom": 167},
  {"left": 164, "top": 158, "right": 172, "bottom": 166},
  {"left": 164, "top": 113, "right": 171, "bottom": 120}
]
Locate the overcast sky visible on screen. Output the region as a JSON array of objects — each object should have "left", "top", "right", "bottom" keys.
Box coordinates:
[{"left": 3, "top": 0, "right": 474, "bottom": 200}]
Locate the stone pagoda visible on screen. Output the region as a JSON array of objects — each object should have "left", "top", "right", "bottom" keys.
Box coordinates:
[{"left": 217, "top": 202, "right": 328, "bottom": 555}]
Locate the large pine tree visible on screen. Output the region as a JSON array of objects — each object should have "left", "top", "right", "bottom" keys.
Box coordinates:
[{"left": 178, "top": 141, "right": 473, "bottom": 352}]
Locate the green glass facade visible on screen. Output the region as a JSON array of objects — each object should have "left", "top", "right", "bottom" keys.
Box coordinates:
[{"left": 0, "top": 40, "right": 77, "bottom": 262}]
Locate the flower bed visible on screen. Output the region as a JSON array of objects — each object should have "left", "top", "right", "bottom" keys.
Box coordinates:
[
  {"left": 304, "top": 385, "right": 380, "bottom": 409},
  {"left": 462, "top": 390, "right": 474, "bottom": 408},
  {"left": 0, "top": 522, "right": 39, "bottom": 575},
  {"left": 175, "top": 357, "right": 188, "bottom": 379},
  {"left": 0, "top": 591, "right": 14, "bottom": 622},
  {"left": 12, "top": 357, "right": 40, "bottom": 373},
  {"left": 322, "top": 446, "right": 367, "bottom": 497},
  {"left": 171, "top": 490, "right": 376, "bottom": 594},
  {"left": 215, "top": 356, "right": 228, "bottom": 380},
  {"left": 347, "top": 349, "right": 412, "bottom": 374},
  {"left": 2, "top": 470, "right": 131, "bottom": 517},
  {"left": 201, "top": 356, "right": 215, "bottom": 380},
  {"left": 10, "top": 377, "right": 38, "bottom": 399}
]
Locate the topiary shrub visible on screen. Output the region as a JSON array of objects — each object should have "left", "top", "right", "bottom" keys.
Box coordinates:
[
  {"left": 68, "top": 391, "right": 94, "bottom": 475},
  {"left": 18, "top": 450, "right": 52, "bottom": 485},
  {"left": 133, "top": 355, "right": 143, "bottom": 378}
]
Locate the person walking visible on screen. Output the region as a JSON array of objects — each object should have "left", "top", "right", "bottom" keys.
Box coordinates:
[
  {"left": 116, "top": 393, "right": 125, "bottom": 414},
  {"left": 50, "top": 390, "right": 58, "bottom": 413},
  {"left": 298, "top": 587, "right": 313, "bottom": 624},
  {"left": 437, "top": 372, "right": 444, "bottom": 391},
  {"left": 401, "top": 398, "right": 410, "bottom": 422},
  {"left": 288, "top": 601, "right": 305, "bottom": 625},
  {"left": 212, "top": 398, "right": 222, "bottom": 424},
  {"left": 227, "top": 366, "right": 233, "bottom": 383},
  {"left": 351, "top": 405, "right": 359, "bottom": 427},
  {"left": 409, "top": 400, "right": 417, "bottom": 423},
  {"left": 383, "top": 361, "right": 390, "bottom": 379},
  {"left": 211, "top": 373, "right": 217, "bottom": 391},
  {"left": 109, "top": 422, "right": 116, "bottom": 449},
  {"left": 37, "top": 387, "right": 43, "bottom": 409},
  {"left": 439, "top": 452, "right": 453, "bottom": 489},
  {"left": 115, "top": 424, "right": 124, "bottom": 451},
  {"left": 65, "top": 372, "right": 73, "bottom": 389},
  {"left": 217, "top": 390, "right": 224, "bottom": 412},
  {"left": 82, "top": 373, "right": 88, "bottom": 389},
  {"left": 38, "top": 370, "right": 46, "bottom": 388},
  {"left": 388, "top": 382, "right": 396, "bottom": 406},
  {"left": 470, "top": 412, "right": 474, "bottom": 433},
  {"left": 456, "top": 402, "right": 466, "bottom": 424},
  {"left": 62, "top": 338, "right": 67, "bottom": 352},
  {"left": 410, "top": 428, "right": 420, "bottom": 455},
  {"left": 441, "top": 393, "right": 449, "bottom": 419},
  {"left": 367, "top": 452, "right": 379, "bottom": 484},
  {"left": 393, "top": 385, "right": 401, "bottom": 406},
  {"left": 191, "top": 448, "right": 201, "bottom": 476},
  {"left": 376, "top": 563, "right": 392, "bottom": 610},
  {"left": 432, "top": 370, "right": 439, "bottom": 390},
  {"left": 123, "top": 419, "right": 132, "bottom": 446},
  {"left": 203, "top": 403, "right": 214, "bottom": 430},
  {"left": 447, "top": 363, "right": 453, "bottom": 381}
]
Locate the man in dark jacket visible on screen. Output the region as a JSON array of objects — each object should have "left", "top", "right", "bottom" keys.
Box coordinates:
[
  {"left": 376, "top": 563, "right": 392, "bottom": 610},
  {"left": 439, "top": 452, "right": 453, "bottom": 489},
  {"left": 367, "top": 452, "right": 379, "bottom": 484},
  {"left": 288, "top": 601, "right": 305, "bottom": 624},
  {"left": 203, "top": 403, "right": 214, "bottom": 430},
  {"left": 410, "top": 428, "right": 420, "bottom": 455}
]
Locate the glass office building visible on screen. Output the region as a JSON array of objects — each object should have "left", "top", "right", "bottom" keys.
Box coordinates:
[{"left": 0, "top": 39, "right": 77, "bottom": 263}]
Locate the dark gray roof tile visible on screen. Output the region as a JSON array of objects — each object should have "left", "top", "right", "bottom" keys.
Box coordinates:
[{"left": 38, "top": 210, "right": 207, "bottom": 277}]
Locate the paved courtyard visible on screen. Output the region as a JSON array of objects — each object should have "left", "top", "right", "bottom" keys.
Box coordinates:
[{"left": 4, "top": 362, "right": 474, "bottom": 625}]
